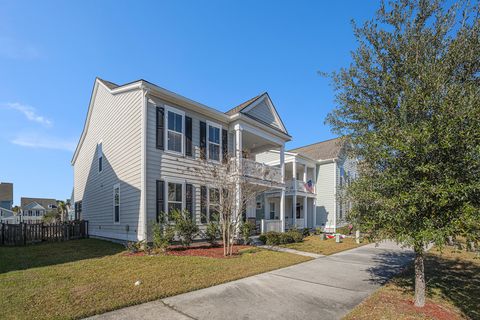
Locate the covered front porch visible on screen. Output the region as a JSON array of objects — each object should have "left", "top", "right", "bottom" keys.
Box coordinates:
[{"left": 254, "top": 194, "right": 316, "bottom": 233}]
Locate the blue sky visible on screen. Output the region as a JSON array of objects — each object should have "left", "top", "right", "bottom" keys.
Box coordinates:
[{"left": 0, "top": 0, "right": 379, "bottom": 205}]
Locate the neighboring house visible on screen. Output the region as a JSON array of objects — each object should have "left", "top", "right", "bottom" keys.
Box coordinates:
[
  {"left": 19, "top": 197, "right": 57, "bottom": 224},
  {"left": 257, "top": 137, "right": 357, "bottom": 233},
  {"left": 72, "top": 78, "right": 291, "bottom": 241},
  {"left": 0, "top": 182, "right": 13, "bottom": 210},
  {"left": 0, "top": 207, "right": 20, "bottom": 224}
]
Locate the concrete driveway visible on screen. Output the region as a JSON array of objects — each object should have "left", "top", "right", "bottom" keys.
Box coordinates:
[{"left": 88, "top": 241, "right": 413, "bottom": 320}]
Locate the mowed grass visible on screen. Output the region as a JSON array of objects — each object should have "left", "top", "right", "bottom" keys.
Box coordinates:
[
  {"left": 0, "top": 239, "right": 311, "bottom": 320},
  {"left": 282, "top": 235, "right": 367, "bottom": 255},
  {"left": 344, "top": 247, "right": 480, "bottom": 320}
]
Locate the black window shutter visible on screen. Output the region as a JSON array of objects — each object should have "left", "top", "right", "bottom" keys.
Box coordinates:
[
  {"left": 200, "top": 186, "right": 207, "bottom": 223},
  {"left": 222, "top": 129, "right": 228, "bottom": 163},
  {"left": 200, "top": 121, "right": 206, "bottom": 159},
  {"left": 186, "top": 183, "right": 194, "bottom": 221},
  {"left": 185, "top": 116, "right": 193, "bottom": 157},
  {"left": 156, "top": 107, "right": 165, "bottom": 150},
  {"left": 156, "top": 180, "right": 165, "bottom": 222}
]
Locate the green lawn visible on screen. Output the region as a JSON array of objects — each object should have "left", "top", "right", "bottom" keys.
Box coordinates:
[
  {"left": 281, "top": 235, "right": 367, "bottom": 255},
  {"left": 0, "top": 239, "right": 311, "bottom": 320},
  {"left": 344, "top": 246, "right": 480, "bottom": 320}
]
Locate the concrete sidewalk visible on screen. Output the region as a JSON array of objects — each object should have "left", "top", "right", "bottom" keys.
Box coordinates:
[{"left": 87, "top": 241, "right": 413, "bottom": 320}]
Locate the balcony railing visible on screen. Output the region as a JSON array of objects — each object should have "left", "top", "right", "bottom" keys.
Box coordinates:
[
  {"left": 234, "top": 158, "right": 283, "bottom": 184},
  {"left": 285, "top": 179, "right": 316, "bottom": 194}
]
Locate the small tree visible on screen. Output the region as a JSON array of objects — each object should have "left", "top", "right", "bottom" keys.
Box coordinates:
[
  {"left": 56, "top": 200, "right": 68, "bottom": 222},
  {"left": 188, "top": 155, "right": 269, "bottom": 256},
  {"left": 326, "top": 0, "right": 480, "bottom": 307}
]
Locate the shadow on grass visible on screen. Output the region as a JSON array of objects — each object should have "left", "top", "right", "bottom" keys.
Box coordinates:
[
  {"left": 393, "top": 252, "right": 480, "bottom": 320},
  {"left": 0, "top": 238, "right": 124, "bottom": 274},
  {"left": 366, "top": 248, "right": 480, "bottom": 320}
]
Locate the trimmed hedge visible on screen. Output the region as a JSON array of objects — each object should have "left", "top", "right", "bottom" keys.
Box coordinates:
[{"left": 259, "top": 229, "right": 304, "bottom": 245}]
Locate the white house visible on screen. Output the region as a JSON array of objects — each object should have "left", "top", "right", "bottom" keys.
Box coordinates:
[
  {"left": 19, "top": 197, "right": 57, "bottom": 224},
  {"left": 0, "top": 207, "right": 20, "bottom": 224},
  {"left": 257, "top": 138, "right": 357, "bottom": 233},
  {"left": 72, "top": 78, "right": 291, "bottom": 242}
]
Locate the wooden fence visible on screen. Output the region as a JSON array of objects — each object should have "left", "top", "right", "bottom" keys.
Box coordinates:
[{"left": 0, "top": 221, "right": 88, "bottom": 246}]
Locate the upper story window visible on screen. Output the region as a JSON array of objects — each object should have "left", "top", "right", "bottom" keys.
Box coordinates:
[
  {"left": 97, "top": 143, "right": 103, "bottom": 173},
  {"left": 207, "top": 122, "right": 221, "bottom": 161},
  {"left": 166, "top": 107, "right": 184, "bottom": 154}
]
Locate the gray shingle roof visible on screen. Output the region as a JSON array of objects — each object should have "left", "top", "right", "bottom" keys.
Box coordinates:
[
  {"left": 289, "top": 137, "right": 344, "bottom": 160},
  {"left": 225, "top": 93, "right": 265, "bottom": 116},
  {"left": 21, "top": 197, "right": 57, "bottom": 210}
]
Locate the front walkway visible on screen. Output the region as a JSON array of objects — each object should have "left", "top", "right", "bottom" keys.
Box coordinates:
[{"left": 87, "top": 241, "right": 413, "bottom": 320}]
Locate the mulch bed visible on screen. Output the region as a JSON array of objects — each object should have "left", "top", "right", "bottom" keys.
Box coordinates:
[
  {"left": 123, "top": 243, "right": 252, "bottom": 259},
  {"left": 167, "top": 244, "right": 251, "bottom": 258}
]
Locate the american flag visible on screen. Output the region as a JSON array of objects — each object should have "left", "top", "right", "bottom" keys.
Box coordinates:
[{"left": 305, "top": 180, "right": 314, "bottom": 193}]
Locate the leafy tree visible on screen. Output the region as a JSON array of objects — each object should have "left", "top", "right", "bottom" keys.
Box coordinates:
[{"left": 326, "top": 0, "right": 480, "bottom": 307}]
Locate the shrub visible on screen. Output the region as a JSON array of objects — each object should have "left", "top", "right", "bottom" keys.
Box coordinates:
[
  {"left": 125, "top": 240, "right": 145, "bottom": 253},
  {"left": 172, "top": 209, "right": 199, "bottom": 247},
  {"left": 152, "top": 221, "right": 175, "bottom": 253},
  {"left": 205, "top": 219, "right": 220, "bottom": 245},
  {"left": 265, "top": 231, "right": 281, "bottom": 245},
  {"left": 287, "top": 229, "right": 304, "bottom": 243},
  {"left": 258, "top": 234, "right": 267, "bottom": 244},
  {"left": 302, "top": 228, "right": 311, "bottom": 237},
  {"left": 241, "top": 221, "right": 255, "bottom": 244},
  {"left": 315, "top": 227, "right": 323, "bottom": 235}
]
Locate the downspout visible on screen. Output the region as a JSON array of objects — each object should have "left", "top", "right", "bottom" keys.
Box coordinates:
[{"left": 141, "top": 86, "right": 149, "bottom": 241}]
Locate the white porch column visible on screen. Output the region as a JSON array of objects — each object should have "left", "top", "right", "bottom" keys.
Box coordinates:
[
  {"left": 292, "top": 193, "right": 297, "bottom": 228},
  {"left": 303, "top": 196, "right": 308, "bottom": 228},
  {"left": 234, "top": 124, "right": 243, "bottom": 224},
  {"left": 303, "top": 165, "right": 307, "bottom": 183},
  {"left": 280, "top": 145, "right": 285, "bottom": 232},
  {"left": 313, "top": 198, "right": 317, "bottom": 228}
]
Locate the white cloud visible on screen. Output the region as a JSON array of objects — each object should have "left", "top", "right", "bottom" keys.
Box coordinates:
[
  {"left": 0, "top": 37, "right": 41, "bottom": 60},
  {"left": 11, "top": 133, "right": 76, "bottom": 152},
  {"left": 1, "top": 102, "right": 53, "bottom": 127}
]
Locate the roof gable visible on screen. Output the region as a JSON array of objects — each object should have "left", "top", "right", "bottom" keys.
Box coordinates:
[
  {"left": 23, "top": 201, "right": 45, "bottom": 211},
  {"left": 226, "top": 93, "right": 288, "bottom": 134}
]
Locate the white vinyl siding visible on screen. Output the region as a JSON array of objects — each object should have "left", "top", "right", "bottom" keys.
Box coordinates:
[
  {"left": 246, "top": 99, "right": 281, "bottom": 130},
  {"left": 73, "top": 82, "right": 142, "bottom": 241},
  {"left": 145, "top": 95, "right": 232, "bottom": 239},
  {"left": 315, "top": 162, "right": 336, "bottom": 232}
]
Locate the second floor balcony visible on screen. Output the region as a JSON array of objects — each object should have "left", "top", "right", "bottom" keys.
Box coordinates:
[
  {"left": 285, "top": 179, "right": 316, "bottom": 194},
  {"left": 241, "top": 158, "right": 283, "bottom": 185}
]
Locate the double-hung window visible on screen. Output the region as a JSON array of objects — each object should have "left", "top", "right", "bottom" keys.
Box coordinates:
[
  {"left": 207, "top": 122, "right": 221, "bottom": 161},
  {"left": 167, "top": 182, "right": 183, "bottom": 219},
  {"left": 113, "top": 183, "right": 120, "bottom": 223},
  {"left": 208, "top": 188, "right": 220, "bottom": 221},
  {"left": 166, "top": 106, "right": 184, "bottom": 154}
]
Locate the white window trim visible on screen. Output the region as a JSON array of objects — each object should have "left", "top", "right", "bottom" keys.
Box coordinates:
[
  {"left": 164, "top": 178, "right": 186, "bottom": 222},
  {"left": 206, "top": 120, "right": 222, "bottom": 163},
  {"left": 206, "top": 186, "right": 221, "bottom": 222},
  {"left": 113, "top": 183, "right": 120, "bottom": 224},
  {"left": 164, "top": 105, "right": 185, "bottom": 156}
]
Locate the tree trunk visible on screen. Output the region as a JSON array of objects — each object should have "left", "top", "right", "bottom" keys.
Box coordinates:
[{"left": 414, "top": 248, "right": 426, "bottom": 307}]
